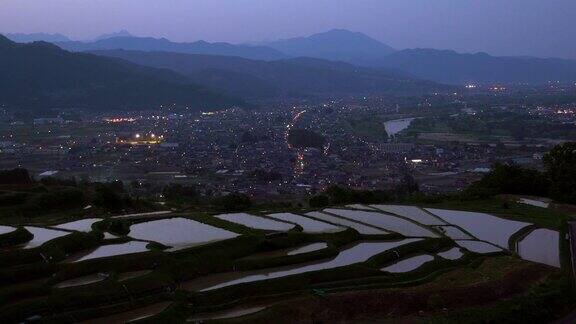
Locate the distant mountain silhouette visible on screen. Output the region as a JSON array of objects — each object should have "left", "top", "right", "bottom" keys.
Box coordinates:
[
  {"left": 264, "top": 29, "right": 395, "bottom": 65},
  {"left": 92, "top": 49, "right": 446, "bottom": 99},
  {"left": 0, "top": 35, "right": 242, "bottom": 111},
  {"left": 56, "top": 36, "right": 287, "bottom": 61},
  {"left": 377, "top": 49, "right": 576, "bottom": 85},
  {"left": 95, "top": 30, "right": 133, "bottom": 41},
  {"left": 6, "top": 32, "right": 71, "bottom": 43}
]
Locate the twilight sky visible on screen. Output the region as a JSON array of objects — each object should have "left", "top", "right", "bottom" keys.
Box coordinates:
[{"left": 1, "top": 0, "right": 575, "bottom": 59}]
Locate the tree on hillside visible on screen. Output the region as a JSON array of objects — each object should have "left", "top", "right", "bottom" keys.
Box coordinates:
[{"left": 544, "top": 142, "right": 576, "bottom": 204}]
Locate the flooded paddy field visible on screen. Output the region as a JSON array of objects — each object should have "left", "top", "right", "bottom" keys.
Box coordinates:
[
  {"left": 426, "top": 208, "right": 531, "bottom": 248},
  {"left": 128, "top": 217, "right": 239, "bottom": 251},
  {"left": 324, "top": 208, "right": 438, "bottom": 237},
  {"left": 437, "top": 247, "right": 465, "bottom": 260},
  {"left": 0, "top": 202, "right": 571, "bottom": 323},
  {"left": 69, "top": 241, "right": 150, "bottom": 262},
  {"left": 305, "top": 211, "right": 387, "bottom": 235},
  {"left": 22, "top": 226, "right": 70, "bottom": 249},
  {"left": 0, "top": 225, "right": 15, "bottom": 235},
  {"left": 267, "top": 213, "right": 343, "bottom": 233},
  {"left": 371, "top": 205, "right": 446, "bottom": 225},
  {"left": 53, "top": 218, "right": 102, "bottom": 232},
  {"left": 215, "top": 213, "right": 295, "bottom": 231},
  {"left": 381, "top": 254, "right": 435, "bottom": 273},
  {"left": 517, "top": 228, "right": 560, "bottom": 267}
]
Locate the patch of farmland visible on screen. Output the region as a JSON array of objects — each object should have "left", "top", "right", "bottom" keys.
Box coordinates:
[
  {"left": 199, "top": 239, "right": 422, "bottom": 291},
  {"left": 128, "top": 217, "right": 239, "bottom": 251},
  {"left": 426, "top": 208, "right": 530, "bottom": 248},
  {"left": 23, "top": 226, "right": 70, "bottom": 249},
  {"left": 381, "top": 254, "right": 435, "bottom": 273},
  {"left": 305, "top": 212, "right": 387, "bottom": 235},
  {"left": 53, "top": 218, "right": 102, "bottom": 232},
  {"left": 287, "top": 243, "right": 328, "bottom": 256},
  {"left": 456, "top": 240, "right": 502, "bottom": 254},
  {"left": 517, "top": 228, "right": 560, "bottom": 268},
  {"left": 215, "top": 213, "right": 294, "bottom": 231},
  {"left": 437, "top": 247, "right": 464, "bottom": 260},
  {"left": 267, "top": 213, "right": 343, "bottom": 233},
  {"left": 72, "top": 241, "right": 150, "bottom": 262},
  {"left": 435, "top": 225, "right": 474, "bottom": 240},
  {"left": 324, "top": 209, "right": 438, "bottom": 237},
  {"left": 371, "top": 205, "right": 446, "bottom": 225}
]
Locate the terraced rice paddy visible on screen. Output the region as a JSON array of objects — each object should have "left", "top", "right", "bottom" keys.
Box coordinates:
[
  {"left": 82, "top": 302, "right": 172, "bottom": 323},
  {"left": 287, "top": 242, "right": 328, "bottom": 256},
  {"left": 197, "top": 239, "right": 422, "bottom": 291},
  {"left": 456, "top": 240, "right": 502, "bottom": 254},
  {"left": 215, "top": 213, "right": 294, "bottom": 231},
  {"left": 346, "top": 204, "right": 377, "bottom": 211},
  {"left": 267, "top": 213, "right": 343, "bottom": 233},
  {"left": 0, "top": 225, "right": 16, "bottom": 235},
  {"left": 118, "top": 270, "right": 153, "bottom": 282},
  {"left": 519, "top": 198, "right": 550, "bottom": 208},
  {"left": 71, "top": 241, "right": 150, "bottom": 262},
  {"left": 517, "top": 228, "right": 560, "bottom": 267},
  {"left": 324, "top": 209, "right": 438, "bottom": 237},
  {"left": 188, "top": 306, "right": 267, "bottom": 322},
  {"left": 437, "top": 247, "right": 464, "bottom": 260},
  {"left": 426, "top": 209, "right": 530, "bottom": 248},
  {"left": 128, "top": 217, "right": 239, "bottom": 251},
  {"left": 371, "top": 205, "right": 446, "bottom": 225},
  {"left": 23, "top": 226, "right": 70, "bottom": 249},
  {"left": 435, "top": 225, "right": 474, "bottom": 240},
  {"left": 305, "top": 211, "right": 387, "bottom": 235},
  {"left": 55, "top": 273, "right": 107, "bottom": 289},
  {"left": 0, "top": 203, "right": 568, "bottom": 323},
  {"left": 381, "top": 254, "right": 435, "bottom": 273},
  {"left": 54, "top": 218, "right": 102, "bottom": 232}
]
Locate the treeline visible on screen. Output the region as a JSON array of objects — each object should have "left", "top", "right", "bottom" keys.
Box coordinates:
[
  {"left": 465, "top": 142, "right": 576, "bottom": 204},
  {"left": 309, "top": 174, "right": 419, "bottom": 207},
  {"left": 0, "top": 169, "right": 154, "bottom": 219}
]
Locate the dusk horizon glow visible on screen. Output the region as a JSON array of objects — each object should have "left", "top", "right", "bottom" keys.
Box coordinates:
[{"left": 0, "top": 0, "right": 575, "bottom": 59}]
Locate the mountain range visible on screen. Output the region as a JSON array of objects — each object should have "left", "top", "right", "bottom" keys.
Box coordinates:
[
  {"left": 377, "top": 49, "right": 576, "bottom": 85},
  {"left": 262, "top": 29, "right": 396, "bottom": 65},
  {"left": 2, "top": 28, "right": 576, "bottom": 113},
  {"left": 6, "top": 33, "right": 71, "bottom": 43},
  {"left": 55, "top": 36, "right": 287, "bottom": 61},
  {"left": 0, "top": 35, "right": 241, "bottom": 111},
  {"left": 37, "top": 29, "right": 576, "bottom": 85},
  {"left": 91, "top": 49, "right": 442, "bottom": 99}
]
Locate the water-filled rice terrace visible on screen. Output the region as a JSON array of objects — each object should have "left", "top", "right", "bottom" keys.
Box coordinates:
[{"left": 0, "top": 203, "right": 570, "bottom": 323}]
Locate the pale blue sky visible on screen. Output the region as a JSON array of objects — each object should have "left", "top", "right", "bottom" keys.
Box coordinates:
[{"left": 1, "top": 0, "right": 575, "bottom": 58}]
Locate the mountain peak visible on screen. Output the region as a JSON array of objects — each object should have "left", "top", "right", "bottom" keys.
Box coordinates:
[
  {"left": 95, "top": 30, "right": 133, "bottom": 41},
  {"left": 265, "top": 29, "right": 395, "bottom": 65}
]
